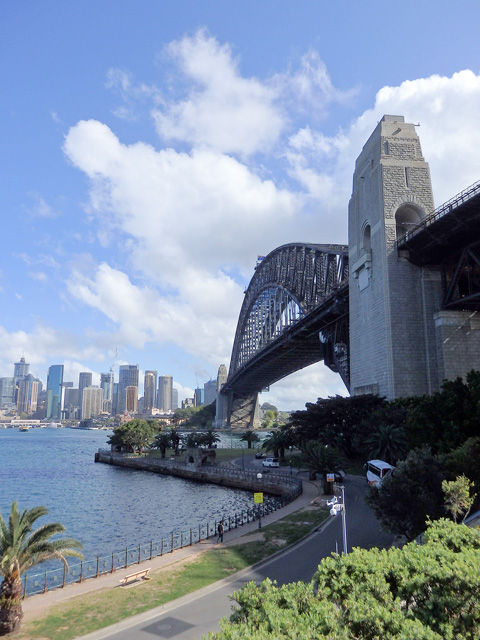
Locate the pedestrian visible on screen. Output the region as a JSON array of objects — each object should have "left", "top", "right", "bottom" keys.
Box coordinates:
[{"left": 217, "top": 520, "right": 224, "bottom": 543}]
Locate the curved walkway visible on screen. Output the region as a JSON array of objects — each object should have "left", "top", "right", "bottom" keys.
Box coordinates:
[{"left": 22, "top": 475, "right": 323, "bottom": 622}]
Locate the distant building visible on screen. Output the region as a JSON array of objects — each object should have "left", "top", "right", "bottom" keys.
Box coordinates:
[
  {"left": 14, "top": 357, "right": 29, "bottom": 384},
  {"left": 46, "top": 365, "right": 64, "bottom": 420},
  {"left": 171, "top": 387, "right": 179, "bottom": 410},
  {"left": 78, "top": 372, "right": 93, "bottom": 417},
  {"left": 194, "top": 388, "right": 204, "bottom": 407},
  {"left": 0, "top": 377, "right": 15, "bottom": 407},
  {"left": 125, "top": 385, "right": 138, "bottom": 413},
  {"left": 204, "top": 379, "right": 217, "bottom": 405},
  {"left": 157, "top": 375, "right": 173, "bottom": 412},
  {"left": 182, "top": 398, "right": 194, "bottom": 409},
  {"left": 144, "top": 370, "right": 157, "bottom": 409},
  {"left": 100, "top": 371, "right": 114, "bottom": 413},
  {"left": 82, "top": 386, "right": 103, "bottom": 419},
  {"left": 118, "top": 365, "right": 139, "bottom": 413},
  {"left": 16, "top": 374, "right": 39, "bottom": 414}
]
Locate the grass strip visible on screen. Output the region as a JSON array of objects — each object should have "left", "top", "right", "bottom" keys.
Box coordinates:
[{"left": 17, "top": 507, "right": 328, "bottom": 640}]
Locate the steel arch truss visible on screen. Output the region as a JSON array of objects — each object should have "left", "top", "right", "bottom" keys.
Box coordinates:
[
  {"left": 442, "top": 240, "right": 480, "bottom": 310},
  {"left": 230, "top": 244, "right": 349, "bottom": 375}
]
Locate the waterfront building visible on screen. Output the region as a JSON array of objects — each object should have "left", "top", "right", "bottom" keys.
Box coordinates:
[
  {"left": 46, "top": 365, "right": 64, "bottom": 420},
  {"left": 204, "top": 379, "right": 217, "bottom": 405},
  {"left": 144, "top": 370, "right": 157, "bottom": 409},
  {"left": 157, "top": 375, "right": 173, "bottom": 412},
  {"left": 16, "top": 374, "right": 39, "bottom": 414},
  {"left": 0, "top": 377, "right": 15, "bottom": 407},
  {"left": 82, "top": 386, "right": 103, "bottom": 419},
  {"left": 118, "top": 365, "right": 139, "bottom": 413},
  {"left": 125, "top": 385, "right": 138, "bottom": 413}
]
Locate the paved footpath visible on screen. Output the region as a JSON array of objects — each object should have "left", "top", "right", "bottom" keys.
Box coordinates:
[{"left": 22, "top": 476, "right": 323, "bottom": 622}]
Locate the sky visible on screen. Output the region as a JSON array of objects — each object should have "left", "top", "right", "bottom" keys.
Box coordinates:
[{"left": 1, "top": 0, "right": 480, "bottom": 411}]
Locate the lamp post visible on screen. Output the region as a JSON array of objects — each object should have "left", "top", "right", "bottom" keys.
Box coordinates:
[
  {"left": 257, "top": 472, "right": 263, "bottom": 529},
  {"left": 328, "top": 485, "right": 348, "bottom": 555}
]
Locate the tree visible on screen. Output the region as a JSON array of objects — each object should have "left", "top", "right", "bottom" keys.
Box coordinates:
[
  {"left": 289, "top": 394, "right": 387, "bottom": 459},
  {"left": 442, "top": 474, "right": 476, "bottom": 523},
  {"left": 360, "top": 406, "right": 408, "bottom": 465},
  {"left": 151, "top": 432, "right": 172, "bottom": 458},
  {"left": 262, "top": 427, "right": 293, "bottom": 462},
  {"left": 198, "top": 429, "right": 221, "bottom": 448},
  {"left": 365, "top": 447, "right": 446, "bottom": 540},
  {"left": 240, "top": 429, "right": 260, "bottom": 449},
  {"left": 107, "top": 419, "right": 160, "bottom": 454},
  {"left": 300, "top": 441, "right": 345, "bottom": 486},
  {"left": 0, "top": 502, "right": 83, "bottom": 636},
  {"left": 210, "top": 519, "right": 480, "bottom": 639}
]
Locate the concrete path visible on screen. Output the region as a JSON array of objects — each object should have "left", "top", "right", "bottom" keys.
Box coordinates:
[{"left": 22, "top": 475, "right": 323, "bottom": 621}]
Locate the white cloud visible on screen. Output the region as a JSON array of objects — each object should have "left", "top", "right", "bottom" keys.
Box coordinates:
[{"left": 152, "top": 29, "right": 285, "bottom": 156}]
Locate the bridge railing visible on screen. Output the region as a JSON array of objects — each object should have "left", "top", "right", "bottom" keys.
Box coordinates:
[{"left": 399, "top": 179, "right": 480, "bottom": 245}]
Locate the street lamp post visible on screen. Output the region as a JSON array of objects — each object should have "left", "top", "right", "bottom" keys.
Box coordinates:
[
  {"left": 257, "top": 472, "right": 263, "bottom": 529},
  {"left": 327, "top": 485, "right": 348, "bottom": 555}
]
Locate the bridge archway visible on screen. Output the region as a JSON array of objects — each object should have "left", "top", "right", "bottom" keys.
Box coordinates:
[{"left": 220, "top": 243, "right": 349, "bottom": 428}]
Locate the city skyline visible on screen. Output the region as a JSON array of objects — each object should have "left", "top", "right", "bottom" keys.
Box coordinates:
[{"left": 1, "top": 2, "right": 480, "bottom": 410}]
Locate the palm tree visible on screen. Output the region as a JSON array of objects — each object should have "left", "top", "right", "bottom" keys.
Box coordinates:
[
  {"left": 364, "top": 423, "right": 408, "bottom": 465},
  {"left": 301, "top": 441, "right": 345, "bottom": 485},
  {"left": 262, "top": 426, "right": 292, "bottom": 462},
  {"left": 199, "top": 429, "right": 221, "bottom": 448},
  {"left": 240, "top": 429, "right": 260, "bottom": 449},
  {"left": 0, "top": 502, "right": 83, "bottom": 636},
  {"left": 151, "top": 432, "right": 172, "bottom": 458}
]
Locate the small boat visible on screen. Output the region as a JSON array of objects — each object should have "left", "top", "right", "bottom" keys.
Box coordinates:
[{"left": 19, "top": 426, "right": 30, "bottom": 432}]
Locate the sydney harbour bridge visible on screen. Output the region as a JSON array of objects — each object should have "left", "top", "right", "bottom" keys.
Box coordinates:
[{"left": 218, "top": 119, "right": 480, "bottom": 429}]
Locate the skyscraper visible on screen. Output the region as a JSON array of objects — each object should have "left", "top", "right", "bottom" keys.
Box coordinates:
[
  {"left": 100, "top": 371, "right": 114, "bottom": 412},
  {"left": 125, "top": 386, "right": 138, "bottom": 413},
  {"left": 82, "top": 386, "right": 103, "bottom": 420},
  {"left": 13, "top": 356, "right": 29, "bottom": 383},
  {"left": 46, "top": 365, "right": 64, "bottom": 420},
  {"left": 16, "top": 374, "right": 39, "bottom": 414},
  {"left": 118, "top": 365, "right": 139, "bottom": 413},
  {"left": 0, "top": 378, "right": 15, "bottom": 407},
  {"left": 204, "top": 379, "right": 217, "bottom": 405},
  {"left": 157, "top": 375, "right": 173, "bottom": 412},
  {"left": 144, "top": 370, "right": 157, "bottom": 409},
  {"left": 171, "top": 387, "right": 178, "bottom": 410}
]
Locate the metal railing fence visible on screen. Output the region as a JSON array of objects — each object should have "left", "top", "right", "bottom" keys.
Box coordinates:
[{"left": 20, "top": 475, "right": 302, "bottom": 598}]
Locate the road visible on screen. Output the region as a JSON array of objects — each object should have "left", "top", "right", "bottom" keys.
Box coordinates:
[{"left": 80, "top": 475, "right": 393, "bottom": 640}]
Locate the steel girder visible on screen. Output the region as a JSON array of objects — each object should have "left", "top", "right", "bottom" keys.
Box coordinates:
[
  {"left": 442, "top": 240, "right": 480, "bottom": 310},
  {"left": 229, "top": 243, "right": 349, "bottom": 375},
  {"left": 223, "top": 244, "right": 349, "bottom": 427}
]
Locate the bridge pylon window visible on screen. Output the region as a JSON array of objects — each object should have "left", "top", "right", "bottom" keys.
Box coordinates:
[{"left": 395, "top": 204, "right": 423, "bottom": 240}]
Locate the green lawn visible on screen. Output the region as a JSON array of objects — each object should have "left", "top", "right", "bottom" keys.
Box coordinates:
[{"left": 18, "top": 506, "right": 329, "bottom": 640}]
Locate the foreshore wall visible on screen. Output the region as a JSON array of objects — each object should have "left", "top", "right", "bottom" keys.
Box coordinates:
[{"left": 95, "top": 451, "right": 302, "bottom": 498}]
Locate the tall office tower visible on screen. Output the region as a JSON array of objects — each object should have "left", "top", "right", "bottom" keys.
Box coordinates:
[
  {"left": 16, "top": 374, "right": 39, "bottom": 414},
  {"left": 78, "top": 372, "right": 93, "bottom": 417},
  {"left": 194, "top": 388, "right": 204, "bottom": 407},
  {"left": 204, "top": 380, "right": 217, "bottom": 405},
  {"left": 171, "top": 387, "right": 178, "bottom": 410},
  {"left": 157, "top": 375, "right": 173, "bottom": 412},
  {"left": 0, "top": 377, "right": 15, "bottom": 406},
  {"left": 112, "top": 382, "right": 119, "bottom": 415},
  {"left": 64, "top": 387, "right": 80, "bottom": 409},
  {"left": 13, "top": 356, "right": 30, "bottom": 384},
  {"left": 100, "top": 371, "right": 114, "bottom": 402},
  {"left": 82, "top": 386, "right": 104, "bottom": 420},
  {"left": 213, "top": 364, "right": 228, "bottom": 428},
  {"left": 118, "top": 365, "right": 139, "bottom": 413},
  {"left": 46, "top": 364, "right": 64, "bottom": 420},
  {"left": 125, "top": 385, "right": 138, "bottom": 413},
  {"left": 144, "top": 370, "right": 157, "bottom": 409}
]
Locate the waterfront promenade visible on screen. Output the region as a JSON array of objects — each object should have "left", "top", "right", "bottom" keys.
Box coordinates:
[{"left": 21, "top": 474, "right": 323, "bottom": 623}]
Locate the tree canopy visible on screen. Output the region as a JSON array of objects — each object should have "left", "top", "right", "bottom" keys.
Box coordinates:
[{"left": 209, "top": 519, "right": 480, "bottom": 639}]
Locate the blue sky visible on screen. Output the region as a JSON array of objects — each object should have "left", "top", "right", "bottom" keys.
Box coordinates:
[{"left": 1, "top": 0, "right": 480, "bottom": 410}]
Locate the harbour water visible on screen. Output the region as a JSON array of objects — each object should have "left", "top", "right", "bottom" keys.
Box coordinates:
[{"left": 0, "top": 427, "right": 254, "bottom": 561}]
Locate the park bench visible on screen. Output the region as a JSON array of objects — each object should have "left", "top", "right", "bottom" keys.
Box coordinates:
[{"left": 119, "top": 568, "right": 151, "bottom": 586}]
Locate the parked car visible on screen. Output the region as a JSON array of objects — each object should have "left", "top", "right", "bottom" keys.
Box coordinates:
[
  {"left": 262, "top": 457, "right": 279, "bottom": 468},
  {"left": 255, "top": 452, "right": 266, "bottom": 459}
]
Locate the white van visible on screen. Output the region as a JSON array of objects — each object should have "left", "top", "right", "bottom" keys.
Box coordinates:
[
  {"left": 262, "top": 457, "right": 279, "bottom": 468},
  {"left": 365, "top": 460, "right": 394, "bottom": 487}
]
